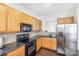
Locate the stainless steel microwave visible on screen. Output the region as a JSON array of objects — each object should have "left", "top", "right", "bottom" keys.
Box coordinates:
[{"left": 20, "top": 23, "right": 32, "bottom": 32}]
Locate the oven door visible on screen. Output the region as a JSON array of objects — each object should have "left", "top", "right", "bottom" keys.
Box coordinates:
[
  {"left": 26, "top": 41, "right": 36, "bottom": 56},
  {"left": 20, "top": 23, "right": 32, "bottom": 32}
]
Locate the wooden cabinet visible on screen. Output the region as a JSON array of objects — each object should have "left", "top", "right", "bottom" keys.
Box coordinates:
[
  {"left": 32, "top": 18, "right": 38, "bottom": 31},
  {"left": 65, "top": 17, "right": 74, "bottom": 24},
  {"left": 57, "top": 16, "right": 74, "bottom": 24},
  {"left": 27, "top": 16, "right": 33, "bottom": 25},
  {"left": 36, "top": 38, "right": 42, "bottom": 52},
  {"left": 7, "top": 45, "right": 25, "bottom": 56},
  {"left": 50, "top": 38, "right": 57, "bottom": 50},
  {"left": 7, "top": 7, "right": 20, "bottom": 32},
  {"left": 57, "top": 18, "right": 65, "bottom": 24},
  {"left": 36, "top": 20, "right": 39, "bottom": 31},
  {"left": 20, "top": 13, "right": 32, "bottom": 24},
  {"left": 42, "top": 37, "right": 51, "bottom": 49},
  {"left": 36, "top": 37, "right": 57, "bottom": 51},
  {"left": 0, "top": 4, "right": 7, "bottom": 32},
  {"left": 37, "top": 20, "right": 42, "bottom": 31},
  {"left": 41, "top": 37, "right": 57, "bottom": 50},
  {"left": 32, "top": 18, "right": 42, "bottom": 31},
  {"left": 0, "top": 4, "right": 42, "bottom": 32},
  {"left": 39, "top": 21, "right": 42, "bottom": 31}
]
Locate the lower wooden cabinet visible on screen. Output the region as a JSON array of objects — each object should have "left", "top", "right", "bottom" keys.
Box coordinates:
[
  {"left": 36, "top": 38, "right": 42, "bottom": 52},
  {"left": 42, "top": 37, "right": 51, "bottom": 49},
  {"left": 42, "top": 37, "right": 57, "bottom": 50},
  {"left": 7, "top": 45, "right": 25, "bottom": 56},
  {"left": 50, "top": 38, "right": 57, "bottom": 50}
]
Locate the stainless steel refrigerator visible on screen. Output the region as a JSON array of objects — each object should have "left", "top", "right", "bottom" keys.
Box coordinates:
[{"left": 57, "top": 24, "right": 77, "bottom": 56}]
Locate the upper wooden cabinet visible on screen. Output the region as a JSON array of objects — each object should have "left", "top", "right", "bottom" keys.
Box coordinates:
[
  {"left": 0, "top": 4, "right": 7, "bottom": 32},
  {"left": 28, "top": 16, "right": 33, "bottom": 24},
  {"left": 65, "top": 17, "right": 74, "bottom": 24},
  {"left": 32, "top": 18, "right": 42, "bottom": 31},
  {"left": 38, "top": 21, "right": 42, "bottom": 31},
  {"left": 7, "top": 7, "right": 20, "bottom": 32},
  {"left": 20, "top": 13, "right": 32, "bottom": 24},
  {"left": 36, "top": 20, "right": 39, "bottom": 31},
  {"left": 57, "top": 16, "right": 74, "bottom": 24},
  {"left": 32, "top": 18, "right": 36, "bottom": 31},
  {"left": 57, "top": 18, "right": 65, "bottom": 24},
  {"left": 0, "top": 4, "right": 42, "bottom": 32}
]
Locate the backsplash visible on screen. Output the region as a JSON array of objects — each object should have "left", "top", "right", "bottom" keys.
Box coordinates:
[
  {"left": 0, "top": 31, "right": 56, "bottom": 45},
  {"left": 0, "top": 33, "right": 17, "bottom": 45}
]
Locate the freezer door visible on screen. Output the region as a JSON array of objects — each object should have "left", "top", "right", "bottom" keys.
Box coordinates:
[
  {"left": 57, "top": 25, "right": 65, "bottom": 54},
  {"left": 65, "top": 24, "right": 77, "bottom": 41}
]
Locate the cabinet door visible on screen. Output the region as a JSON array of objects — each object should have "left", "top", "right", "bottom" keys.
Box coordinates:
[
  {"left": 36, "top": 20, "right": 39, "bottom": 31},
  {"left": 57, "top": 17, "right": 74, "bottom": 24},
  {"left": 20, "top": 13, "right": 32, "bottom": 24},
  {"left": 38, "top": 21, "right": 40, "bottom": 31},
  {"left": 39, "top": 21, "right": 42, "bottom": 31},
  {"left": 42, "top": 37, "right": 51, "bottom": 49},
  {"left": 57, "top": 18, "right": 65, "bottom": 24},
  {"left": 32, "top": 18, "right": 37, "bottom": 31},
  {"left": 7, "top": 7, "right": 20, "bottom": 32},
  {"left": 27, "top": 16, "right": 33, "bottom": 24},
  {"left": 65, "top": 17, "right": 74, "bottom": 24},
  {"left": 7, "top": 45, "right": 25, "bottom": 56},
  {"left": 50, "top": 38, "right": 57, "bottom": 50},
  {"left": 36, "top": 38, "right": 42, "bottom": 52},
  {"left": 0, "top": 4, "right": 6, "bottom": 32}
]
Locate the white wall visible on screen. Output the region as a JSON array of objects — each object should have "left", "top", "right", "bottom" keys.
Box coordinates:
[{"left": 42, "top": 19, "right": 57, "bottom": 32}]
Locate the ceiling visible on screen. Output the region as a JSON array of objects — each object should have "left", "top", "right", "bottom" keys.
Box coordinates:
[
  {"left": 20, "top": 3, "right": 75, "bottom": 16},
  {"left": 5, "top": 3, "right": 76, "bottom": 21}
]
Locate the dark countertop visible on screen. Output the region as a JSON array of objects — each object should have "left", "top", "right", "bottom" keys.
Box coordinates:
[
  {"left": 0, "top": 42, "right": 25, "bottom": 56},
  {"left": 0, "top": 35, "right": 56, "bottom": 56},
  {"left": 37, "top": 35, "right": 57, "bottom": 38}
]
